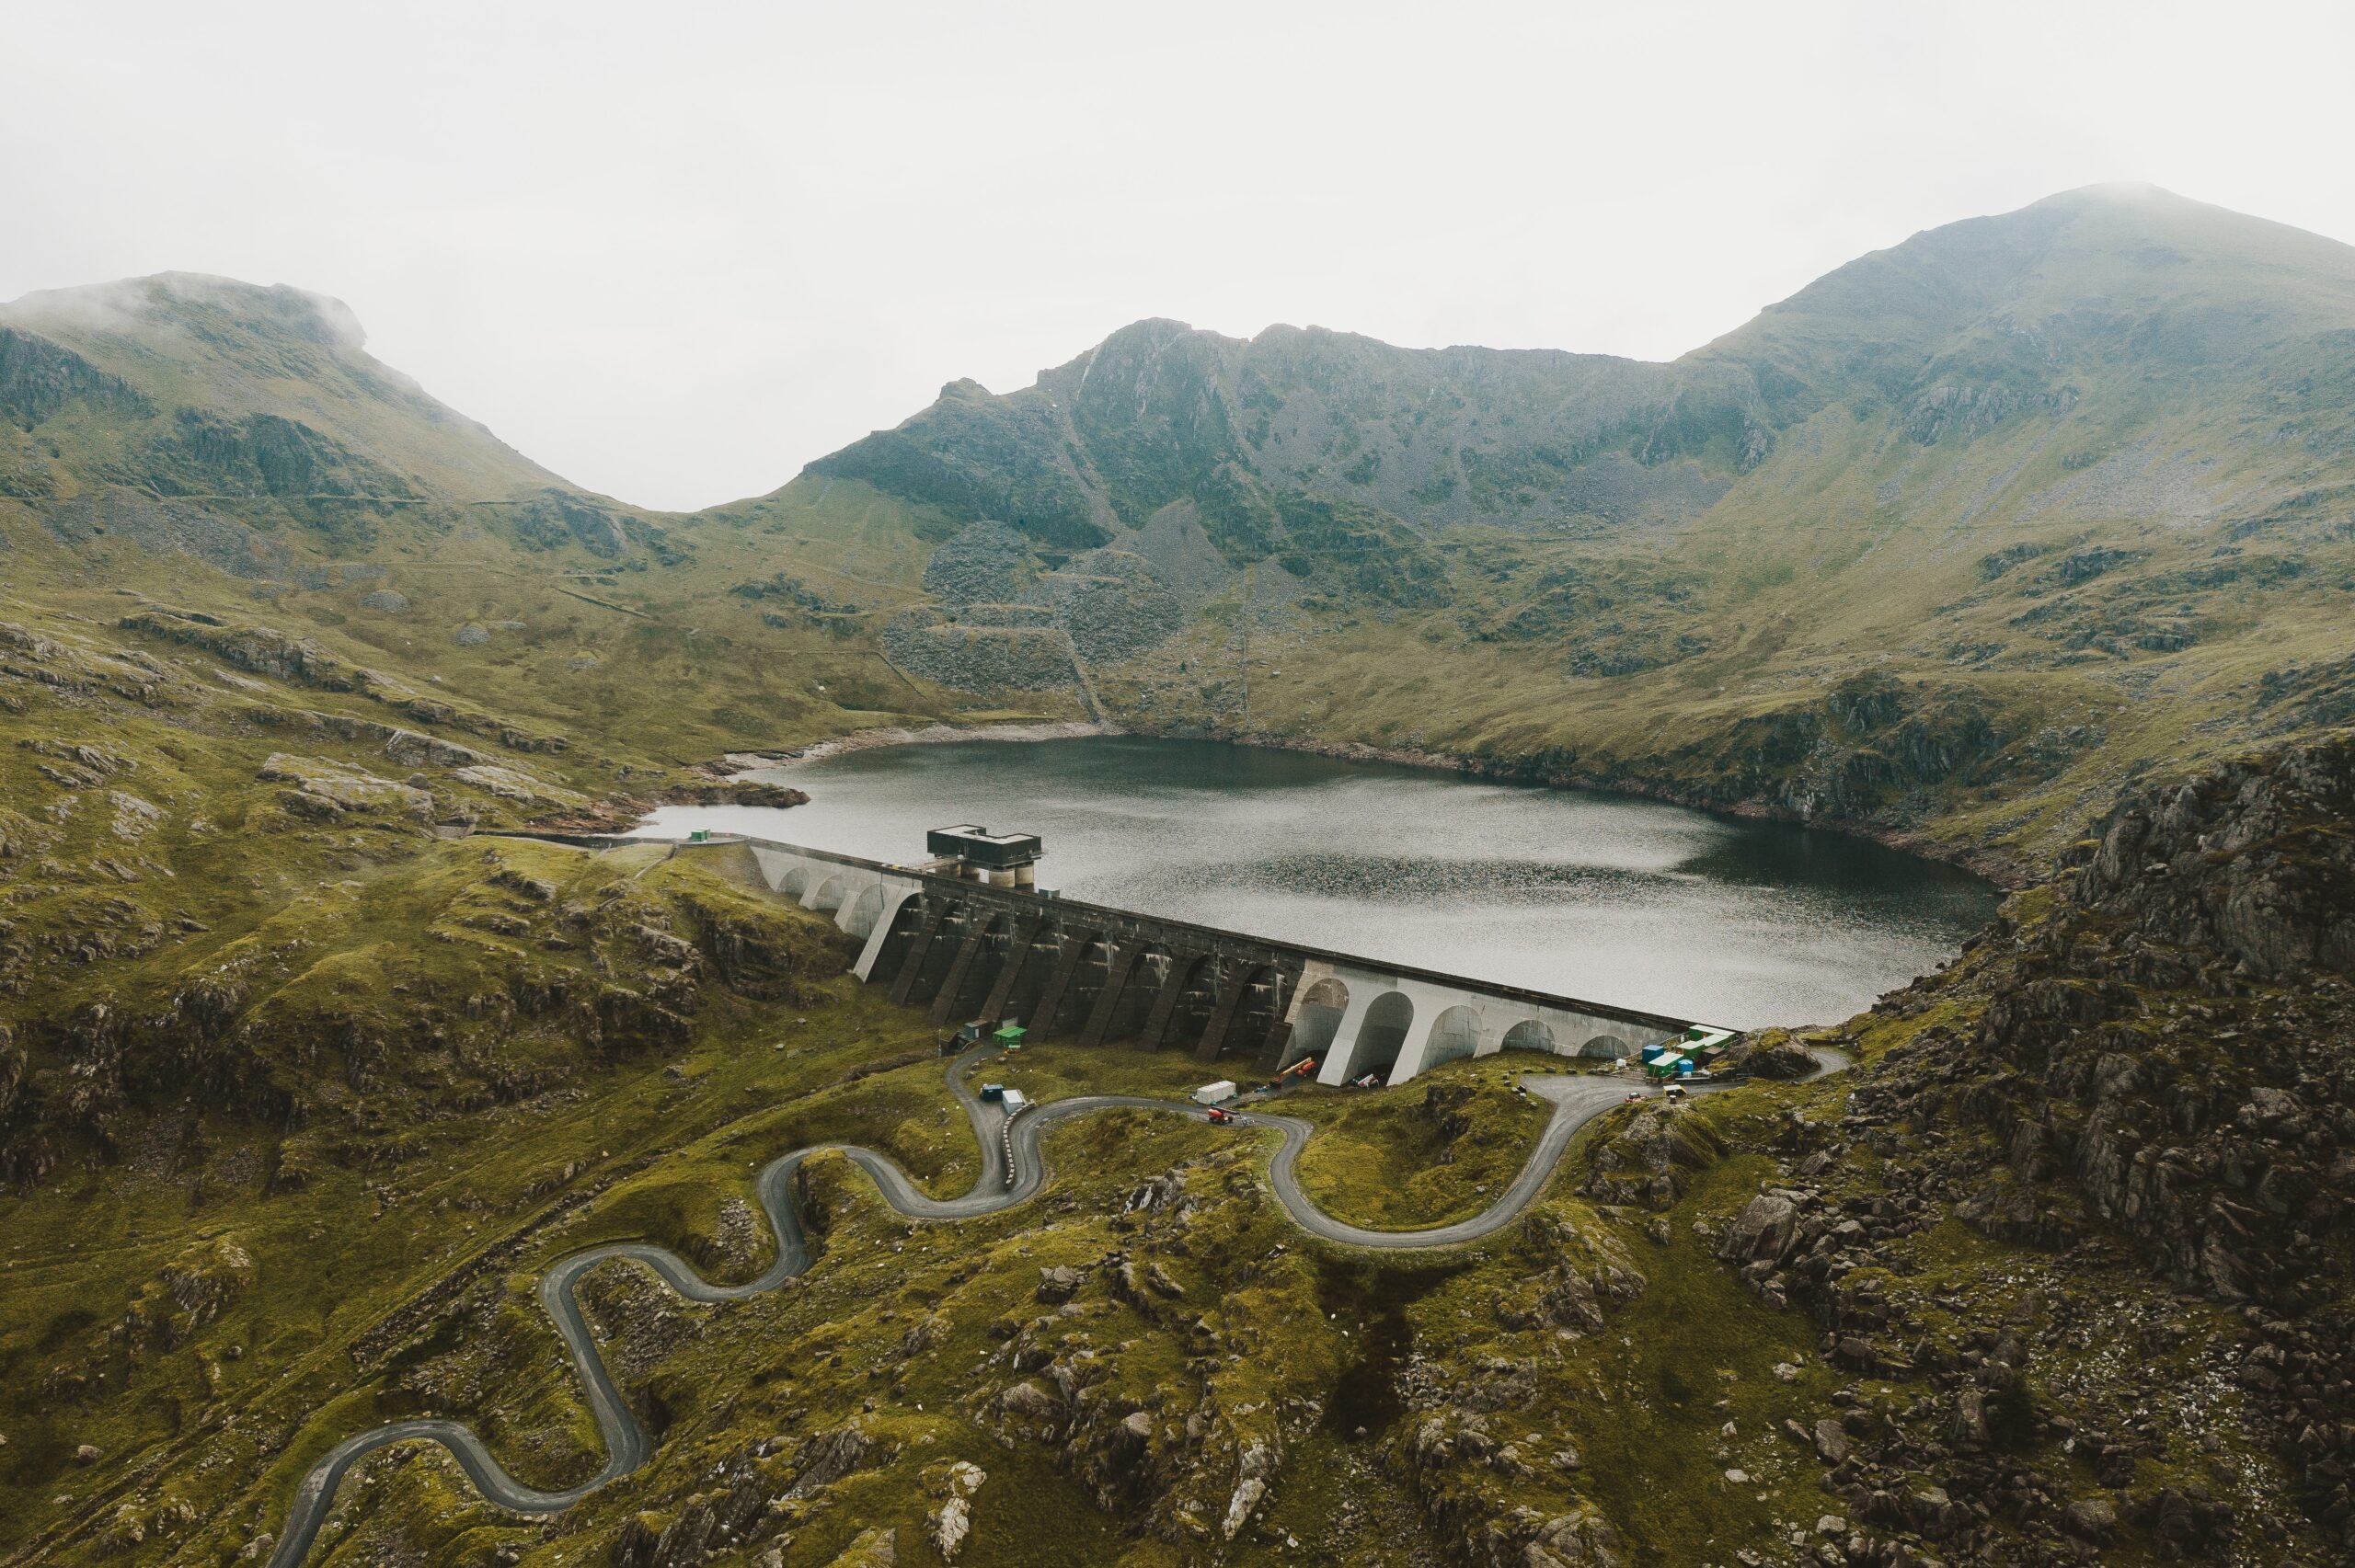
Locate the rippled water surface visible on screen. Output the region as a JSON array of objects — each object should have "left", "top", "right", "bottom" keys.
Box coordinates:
[{"left": 634, "top": 736, "right": 1999, "bottom": 1028}]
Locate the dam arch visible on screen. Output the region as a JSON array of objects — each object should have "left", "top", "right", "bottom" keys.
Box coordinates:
[
  {"left": 1350, "top": 990, "right": 1417, "bottom": 1082},
  {"left": 1499, "top": 1018, "right": 1559, "bottom": 1057},
  {"left": 843, "top": 883, "right": 888, "bottom": 940},
  {"left": 1420, "top": 1003, "right": 1486, "bottom": 1070},
  {"left": 1281, "top": 976, "right": 1350, "bottom": 1070}
]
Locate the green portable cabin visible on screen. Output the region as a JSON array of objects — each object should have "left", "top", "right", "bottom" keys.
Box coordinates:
[
  {"left": 1644, "top": 1052, "right": 1686, "bottom": 1080},
  {"left": 992, "top": 1024, "right": 1027, "bottom": 1047}
]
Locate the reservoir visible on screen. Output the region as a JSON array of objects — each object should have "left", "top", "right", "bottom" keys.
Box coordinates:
[{"left": 634, "top": 735, "right": 1999, "bottom": 1029}]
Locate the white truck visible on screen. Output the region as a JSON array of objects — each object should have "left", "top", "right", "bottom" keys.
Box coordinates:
[{"left": 1192, "top": 1080, "right": 1238, "bottom": 1106}]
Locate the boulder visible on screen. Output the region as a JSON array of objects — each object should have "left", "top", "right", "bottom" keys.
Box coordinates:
[
  {"left": 2060, "top": 1497, "right": 2119, "bottom": 1543},
  {"left": 1811, "top": 1418, "right": 1849, "bottom": 1466},
  {"left": 1716, "top": 1193, "right": 1799, "bottom": 1265}
]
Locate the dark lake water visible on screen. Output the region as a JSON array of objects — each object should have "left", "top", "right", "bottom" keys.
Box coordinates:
[{"left": 633, "top": 735, "right": 1999, "bottom": 1029}]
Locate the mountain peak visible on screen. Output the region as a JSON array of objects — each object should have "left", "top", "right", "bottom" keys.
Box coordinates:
[
  {"left": 6, "top": 271, "right": 370, "bottom": 352},
  {"left": 2032, "top": 179, "right": 2191, "bottom": 209}
]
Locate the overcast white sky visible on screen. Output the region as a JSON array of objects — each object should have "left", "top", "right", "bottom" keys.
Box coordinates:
[{"left": 7, "top": 1, "right": 2354, "bottom": 512}]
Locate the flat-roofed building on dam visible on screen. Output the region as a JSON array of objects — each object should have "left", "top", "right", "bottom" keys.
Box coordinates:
[{"left": 925, "top": 825, "right": 1043, "bottom": 888}]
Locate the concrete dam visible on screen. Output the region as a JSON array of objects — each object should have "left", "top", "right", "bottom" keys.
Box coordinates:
[{"left": 685, "top": 830, "right": 1716, "bottom": 1086}]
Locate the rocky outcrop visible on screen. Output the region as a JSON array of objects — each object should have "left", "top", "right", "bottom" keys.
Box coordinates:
[
  {"left": 0, "top": 326, "right": 155, "bottom": 425},
  {"left": 1863, "top": 732, "right": 2355, "bottom": 1307},
  {"left": 925, "top": 1459, "right": 984, "bottom": 1560},
  {"left": 2075, "top": 736, "right": 2355, "bottom": 978},
  {"left": 116, "top": 610, "right": 570, "bottom": 751},
  {"left": 1712, "top": 727, "right": 2355, "bottom": 1557},
  {"left": 257, "top": 753, "right": 433, "bottom": 821},
  {"left": 1578, "top": 1104, "right": 1723, "bottom": 1209},
  {"left": 657, "top": 779, "right": 809, "bottom": 811},
  {"left": 450, "top": 761, "right": 585, "bottom": 808}
]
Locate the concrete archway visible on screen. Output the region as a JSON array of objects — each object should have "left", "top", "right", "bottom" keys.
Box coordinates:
[
  {"left": 1350, "top": 991, "right": 1416, "bottom": 1082},
  {"left": 865, "top": 894, "right": 927, "bottom": 983},
  {"left": 1499, "top": 1019, "right": 1559, "bottom": 1057},
  {"left": 775, "top": 865, "right": 810, "bottom": 898},
  {"left": 808, "top": 873, "right": 849, "bottom": 912},
  {"left": 1282, "top": 976, "right": 1350, "bottom": 1070},
  {"left": 1422, "top": 1004, "right": 1485, "bottom": 1070},
  {"left": 1580, "top": 1032, "right": 1633, "bottom": 1060},
  {"left": 842, "top": 883, "right": 887, "bottom": 940}
]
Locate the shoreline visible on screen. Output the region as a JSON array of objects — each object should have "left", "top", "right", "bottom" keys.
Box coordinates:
[
  {"left": 723, "top": 718, "right": 1122, "bottom": 771},
  {"left": 707, "top": 718, "right": 2028, "bottom": 891},
  {"left": 1172, "top": 725, "right": 2034, "bottom": 891}
]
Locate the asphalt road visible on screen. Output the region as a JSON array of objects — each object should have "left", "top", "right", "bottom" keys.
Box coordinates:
[{"left": 264, "top": 1044, "right": 1848, "bottom": 1565}]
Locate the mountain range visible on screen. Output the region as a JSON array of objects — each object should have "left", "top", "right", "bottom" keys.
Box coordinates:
[
  {"left": 5, "top": 184, "right": 2355, "bottom": 1568},
  {"left": 9, "top": 182, "right": 2352, "bottom": 872}
]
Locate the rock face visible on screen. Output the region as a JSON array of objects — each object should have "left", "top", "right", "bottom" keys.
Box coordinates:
[
  {"left": 2075, "top": 738, "right": 2355, "bottom": 978},
  {"left": 1865, "top": 731, "right": 2355, "bottom": 1307},
  {"left": 257, "top": 753, "right": 433, "bottom": 820},
  {"left": 880, "top": 521, "right": 1194, "bottom": 698},
  {"left": 1732, "top": 729, "right": 2355, "bottom": 1558}
]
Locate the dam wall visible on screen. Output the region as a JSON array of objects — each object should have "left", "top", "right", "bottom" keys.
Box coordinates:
[{"left": 697, "top": 836, "right": 1706, "bottom": 1085}]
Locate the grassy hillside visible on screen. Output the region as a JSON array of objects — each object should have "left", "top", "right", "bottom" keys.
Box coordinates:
[{"left": 4, "top": 184, "right": 2355, "bottom": 1568}]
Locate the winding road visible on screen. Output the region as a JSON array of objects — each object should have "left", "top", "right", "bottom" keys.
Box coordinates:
[{"left": 264, "top": 1046, "right": 1848, "bottom": 1566}]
